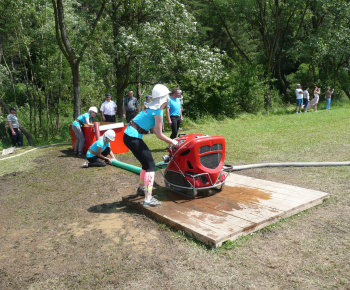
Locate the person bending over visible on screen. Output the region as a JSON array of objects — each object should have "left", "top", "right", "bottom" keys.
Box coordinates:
[
  {"left": 123, "top": 84, "right": 178, "bottom": 208},
  {"left": 72, "top": 106, "right": 98, "bottom": 157}
]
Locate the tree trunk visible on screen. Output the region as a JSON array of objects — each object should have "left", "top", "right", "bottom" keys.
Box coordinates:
[
  {"left": 276, "top": 60, "right": 290, "bottom": 104},
  {"left": 72, "top": 64, "right": 81, "bottom": 118},
  {"left": 52, "top": 0, "right": 106, "bottom": 119},
  {"left": 56, "top": 54, "right": 62, "bottom": 131}
]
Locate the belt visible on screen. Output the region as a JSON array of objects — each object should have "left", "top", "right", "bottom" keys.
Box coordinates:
[
  {"left": 129, "top": 120, "right": 148, "bottom": 135},
  {"left": 88, "top": 148, "right": 98, "bottom": 156},
  {"left": 104, "top": 114, "right": 115, "bottom": 116},
  {"left": 75, "top": 118, "right": 84, "bottom": 126}
]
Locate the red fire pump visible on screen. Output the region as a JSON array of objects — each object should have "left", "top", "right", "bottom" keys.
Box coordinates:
[{"left": 158, "top": 134, "right": 233, "bottom": 198}]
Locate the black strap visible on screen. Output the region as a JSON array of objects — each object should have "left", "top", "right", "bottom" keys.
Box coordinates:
[{"left": 129, "top": 120, "right": 148, "bottom": 134}]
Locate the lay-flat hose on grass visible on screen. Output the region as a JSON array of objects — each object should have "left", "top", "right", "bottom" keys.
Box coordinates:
[{"left": 229, "top": 161, "right": 350, "bottom": 171}]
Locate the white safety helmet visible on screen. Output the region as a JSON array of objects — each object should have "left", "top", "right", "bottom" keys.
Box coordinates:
[
  {"left": 103, "top": 129, "right": 116, "bottom": 141},
  {"left": 88, "top": 106, "right": 98, "bottom": 114},
  {"left": 152, "top": 84, "right": 170, "bottom": 99}
]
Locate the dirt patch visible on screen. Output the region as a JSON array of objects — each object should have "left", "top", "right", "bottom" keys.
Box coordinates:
[{"left": 0, "top": 145, "right": 349, "bottom": 289}]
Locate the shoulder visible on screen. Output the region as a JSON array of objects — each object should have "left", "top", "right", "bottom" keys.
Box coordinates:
[{"left": 96, "top": 138, "right": 104, "bottom": 146}]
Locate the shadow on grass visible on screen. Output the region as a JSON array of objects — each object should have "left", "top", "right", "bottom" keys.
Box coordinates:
[
  {"left": 60, "top": 148, "right": 77, "bottom": 157},
  {"left": 87, "top": 200, "right": 130, "bottom": 214}
]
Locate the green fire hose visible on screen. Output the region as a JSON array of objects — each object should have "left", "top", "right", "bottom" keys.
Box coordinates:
[{"left": 111, "top": 159, "right": 167, "bottom": 174}]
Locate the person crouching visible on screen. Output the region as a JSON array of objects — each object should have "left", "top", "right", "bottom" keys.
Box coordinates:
[{"left": 83, "top": 130, "right": 117, "bottom": 167}]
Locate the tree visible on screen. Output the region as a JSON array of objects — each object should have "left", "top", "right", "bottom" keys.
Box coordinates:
[
  {"left": 51, "top": 0, "right": 106, "bottom": 118},
  {"left": 102, "top": 0, "right": 199, "bottom": 119}
]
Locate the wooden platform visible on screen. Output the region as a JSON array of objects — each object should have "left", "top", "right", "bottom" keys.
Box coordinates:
[{"left": 122, "top": 174, "right": 329, "bottom": 248}]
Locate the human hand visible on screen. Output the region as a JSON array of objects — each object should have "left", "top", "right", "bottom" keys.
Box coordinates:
[{"left": 172, "top": 140, "right": 178, "bottom": 147}]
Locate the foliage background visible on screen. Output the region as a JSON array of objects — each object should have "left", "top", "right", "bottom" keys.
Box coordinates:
[{"left": 1, "top": 0, "right": 349, "bottom": 147}]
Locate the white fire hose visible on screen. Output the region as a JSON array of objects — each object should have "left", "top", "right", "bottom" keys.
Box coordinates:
[{"left": 229, "top": 161, "right": 350, "bottom": 171}]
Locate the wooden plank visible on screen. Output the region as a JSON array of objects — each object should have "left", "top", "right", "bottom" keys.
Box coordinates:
[
  {"left": 226, "top": 174, "right": 329, "bottom": 199},
  {"left": 122, "top": 174, "right": 330, "bottom": 248}
]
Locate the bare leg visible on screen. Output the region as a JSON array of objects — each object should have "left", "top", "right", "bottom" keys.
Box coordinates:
[{"left": 144, "top": 171, "right": 155, "bottom": 202}]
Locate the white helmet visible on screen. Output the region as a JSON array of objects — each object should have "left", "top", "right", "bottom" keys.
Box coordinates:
[
  {"left": 103, "top": 129, "right": 115, "bottom": 141},
  {"left": 88, "top": 106, "right": 98, "bottom": 114},
  {"left": 152, "top": 84, "right": 170, "bottom": 99}
]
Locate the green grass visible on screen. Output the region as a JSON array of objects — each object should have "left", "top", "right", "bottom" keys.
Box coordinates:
[
  {"left": 2, "top": 101, "right": 349, "bottom": 175},
  {"left": 141, "top": 103, "right": 350, "bottom": 167}
]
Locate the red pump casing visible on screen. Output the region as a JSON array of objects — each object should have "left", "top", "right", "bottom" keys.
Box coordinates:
[{"left": 164, "top": 134, "right": 226, "bottom": 195}]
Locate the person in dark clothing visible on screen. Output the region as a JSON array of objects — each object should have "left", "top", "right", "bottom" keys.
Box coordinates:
[
  {"left": 7, "top": 107, "right": 23, "bottom": 147},
  {"left": 166, "top": 88, "right": 183, "bottom": 139},
  {"left": 123, "top": 90, "right": 140, "bottom": 123}
]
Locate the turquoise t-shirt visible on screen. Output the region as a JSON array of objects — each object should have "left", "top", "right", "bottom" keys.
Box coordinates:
[
  {"left": 86, "top": 138, "right": 110, "bottom": 158},
  {"left": 72, "top": 113, "right": 91, "bottom": 127},
  {"left": 124, "top": 108, "right": 163, "bottom": 139},
  {"left": 167, "top": 97, "right": 181, "bottom": 116}
]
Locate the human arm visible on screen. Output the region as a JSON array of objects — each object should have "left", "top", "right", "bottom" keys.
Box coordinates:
[
  {"left": 101, "top": 111, "right": 106, "bottom": 121},
  {"left": 166, "top": 106, "right": 171, "bottom": 124},
  {"left": 154, "top": 115, "right": 177, "bottom": 146},
  {"left": 109, "top": 150, "right": 116, "bottom": 161},
  {"left": 180, "top": 106, "right": 183, "bottom": 123},
  {"left": 7, "top": 121, "right": 16, "bottom": 135},
  {"left": 123, "top": 98, "right": 126, "bottom": 118},
  {"left": 85, "top": 117, "right": 94, "bottom": 126}
]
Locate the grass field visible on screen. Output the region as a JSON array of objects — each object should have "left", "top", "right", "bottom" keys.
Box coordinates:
[{"left": 0, "top": 102, "right": 349, "bottom": 289}]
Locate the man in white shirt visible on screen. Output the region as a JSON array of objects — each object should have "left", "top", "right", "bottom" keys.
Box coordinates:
[
  {"left": 295, "top": 84, "right": 304, "bottom": 114},
  {"left": 100, "top": 93, "right": 117, "bottom": 122}
]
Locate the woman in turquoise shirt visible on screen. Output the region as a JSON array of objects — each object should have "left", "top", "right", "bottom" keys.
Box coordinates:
[
  {"left": 123, "top": 84, "right": 178, "bottom": 208},
  {"left": 83, "top": 130, "right": 116, "bottom": 167},
  {"left": 72, "top": 106, "right": 98, "bottom": 156}
]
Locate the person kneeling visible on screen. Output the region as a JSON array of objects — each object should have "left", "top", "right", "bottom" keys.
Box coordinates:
[{"left": 83, "top": 130, "right": 116, "bottom": 167}]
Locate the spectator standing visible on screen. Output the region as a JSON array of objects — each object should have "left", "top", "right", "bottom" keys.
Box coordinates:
[
  {"left": 303, "top": 86, "right": 309, "bottom": 113},
  {"left": 179, "top": 90, "right": 184, "bottom": 112},
  {"left": 166, "top": 88, "right": 183, "bottom": 139},
  {"left": 325, "top": 87, "right": 334, "bottom": 110},
  {"left": 123, "top": 90, "right": 140, "bottom": 123},
  {"left": 143, "top": 95, "right": 152, "bottom": 110},
  {"left": 72, "top": 106, "right": 97, "bottom": 157},
  {"left": 307, "top": 86, "right": 321, "bottom": 112},
  {"left": 100, "top": 93, "right": 117, "bottom": 122},
  {"left": 7, "top": 107, "right": 23, "bottom": 147},
  {"left": 295, "top": 84, "right": 304, "bottom": 114}
]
